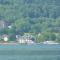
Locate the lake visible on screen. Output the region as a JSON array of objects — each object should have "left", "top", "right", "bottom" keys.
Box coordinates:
[{"left": 0, "top": 44, "right": 60, "bottom": 60}]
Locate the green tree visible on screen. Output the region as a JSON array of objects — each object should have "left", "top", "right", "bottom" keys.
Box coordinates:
[{"left": 36, "top": 32, "right": 56, "bottom": 43}]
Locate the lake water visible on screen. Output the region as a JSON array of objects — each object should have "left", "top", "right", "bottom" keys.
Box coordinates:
[{"left": 0, "top": 44, "right": 60, "bottom": 60}]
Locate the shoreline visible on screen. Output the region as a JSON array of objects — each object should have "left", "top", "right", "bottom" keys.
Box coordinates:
[{"left": 0, "top": 42, "right": 59, "bottom": 45}]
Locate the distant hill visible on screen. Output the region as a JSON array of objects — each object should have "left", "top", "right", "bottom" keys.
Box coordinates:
[{"left": 0, "top": 0, "right": 60, "bottom": 42}]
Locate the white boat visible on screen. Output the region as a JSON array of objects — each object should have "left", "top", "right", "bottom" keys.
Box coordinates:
[{"left": 42, "top": 41, "right": 59, "bottom": 44}]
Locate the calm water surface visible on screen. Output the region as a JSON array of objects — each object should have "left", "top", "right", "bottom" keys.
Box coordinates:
[{"left": 0, "top": 44, "right": 60, "bottom": 60}]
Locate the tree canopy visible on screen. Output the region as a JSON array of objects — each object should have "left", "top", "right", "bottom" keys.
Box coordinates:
[{"left": 0, "top": 0, "right": 60, "bottom": 42}]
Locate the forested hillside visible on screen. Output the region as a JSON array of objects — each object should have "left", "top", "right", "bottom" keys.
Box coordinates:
[{"left": 0, "top": 0, "right": 60, "bottom": 43}]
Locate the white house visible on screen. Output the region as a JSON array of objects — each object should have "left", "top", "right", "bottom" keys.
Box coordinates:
[{"left": 2, "top": 34, "right": 8, "bottom": 42}]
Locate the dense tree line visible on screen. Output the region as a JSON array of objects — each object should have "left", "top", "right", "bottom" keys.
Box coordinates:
[{"left": 0, "top": 0, "right": 60, "bottom": 42}]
